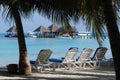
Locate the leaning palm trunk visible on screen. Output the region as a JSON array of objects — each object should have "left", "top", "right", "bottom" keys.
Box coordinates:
[
  {"left": 102, "top": 0, "right": 120, "bottom": 79},
  {"left": 11, "top": 6, "right": 31, "bottom": 74}
]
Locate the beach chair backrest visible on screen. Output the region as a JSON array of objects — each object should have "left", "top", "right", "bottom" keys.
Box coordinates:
[
  {"left": 92, "top": 47, "right": 107, "bottom": 61},
  {"left": 63, "top": 47, "right": 78, "bottom": 63},
  {"left": 78, "top": 48, "right": 93, "bottom": 61},
  {"left": 35, "top": 49, "right": 52, "bottom": 65}
]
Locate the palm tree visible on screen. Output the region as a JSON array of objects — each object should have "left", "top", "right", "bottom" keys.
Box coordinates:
[
  {"left": 0, "top": 0, "right": 79, "bottom": 75},
  {"left": 73, "top": 0, "right": 120, "bottom": 79},
  {"left": 102, "top": 0, "right": 120, "bottom": 79},
  {"left": 0, "top": 0, "right": 36, "bottom": 74}
]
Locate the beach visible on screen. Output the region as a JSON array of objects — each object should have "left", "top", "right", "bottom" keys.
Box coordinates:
[
  {"left": 0, "top": 34, "right": 115, "bottom": 79},
  {"left": 0, "top": 67, "right": 115, "bottom": 80}
]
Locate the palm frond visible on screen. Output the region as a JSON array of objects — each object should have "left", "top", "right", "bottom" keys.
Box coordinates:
[
  {"left": 78, "top": 0, "right": 107, "bottom": 45},
  {"left": 1, "top": 0, "right": 35, "bottom": 21},
  {"left": 35, "top": 0, "right": 80, "bottom": 24}
]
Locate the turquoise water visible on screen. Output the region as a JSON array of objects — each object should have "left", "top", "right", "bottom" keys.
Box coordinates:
[{"left": 0, "top": 35, "right": 112, "bottom": 67}]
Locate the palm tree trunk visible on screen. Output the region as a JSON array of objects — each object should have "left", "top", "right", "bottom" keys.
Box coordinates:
[
  {"left": 11, "top": 6, "right": 31, "bottom": 74},
  {"left": 102, "top": 0, "right": 120, "bottom": 79}
]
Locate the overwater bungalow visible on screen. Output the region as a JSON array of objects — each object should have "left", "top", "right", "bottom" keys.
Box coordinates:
[
  {"left": 56, "top": 27, "right": 66, "bottom": 35},
  {"left": 5, "top": 26, "right": 17, "bottom": 37},
  {"left": 48, "top": 24, "right": 59, "bottom": 32},
  {"left": 47, "top": 24, "right": 59, "bottom": 37},
  {"left": 56, "top": 26, "right": 78, "bottom": 38},
  {"left": 33, "top": 25, "right": 50, "bottom": 38},
  {"left": 27, "top": 24, "right": 79, "bottom": 38}
]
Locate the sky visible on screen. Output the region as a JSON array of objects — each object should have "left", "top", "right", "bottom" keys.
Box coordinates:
[{"left": 0, "top": 12, "right": 87, "bottom": 33}]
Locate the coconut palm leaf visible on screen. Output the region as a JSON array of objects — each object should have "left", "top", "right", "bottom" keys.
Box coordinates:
[
  {"left": 35, "top": 0, "right": 80, "bottom": 24},
  {"left": 76, "top": 0, "right": 120, "bottom": 79}
]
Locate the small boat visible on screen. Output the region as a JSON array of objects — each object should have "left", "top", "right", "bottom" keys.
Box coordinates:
[
  {"left": 56, "top": 34, "right": 73, "bottom": 39},
  {"left": 27, "top": 32, "right": 37, "bottom": 38}
]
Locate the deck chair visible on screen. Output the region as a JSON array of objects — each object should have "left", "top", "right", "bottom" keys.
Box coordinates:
[
  {"left": 91, "top": 47, "right": 108, "bottom": 68},
  {"left": 49, "top": 47, "right": 78, "bottom": 71},
  {"left": 60, "top": 47, "right": 79, "bottom": 70},
  {"left": 75, "top": 48, "right": 93, "bottom": 69},
  {"left": 31, "top": 49, "right": 52, "bottom": 72}
]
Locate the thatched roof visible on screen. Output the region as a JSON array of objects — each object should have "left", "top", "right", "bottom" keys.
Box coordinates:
[
  {"left": 6, "top": 26, "right": 17, "bottom": 32},
  {"left": 33, "top": 25, "right": 50, "bottom": 32},
  {"left": 56, "top": 27, "right": 66, "bottom": 33},
  {"left": 72, "top": 26, "right": 78, "bottom": 32},
  {"left": 48, "top": 24, "right": 59, "bottom": 32}
]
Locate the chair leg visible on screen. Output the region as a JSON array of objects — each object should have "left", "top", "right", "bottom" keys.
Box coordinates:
[
  {"left": 66, "top": 63, "right": 71, "bottom": 70},
  {"left": 42, "top": 66, "right": 45, "bottom": 71},
  {"left": 36, "top": 66, "right": 42, "bottom": 72},
  {"left": 75, "top": 62, "right": 83, "bottom": 69},
  {"left": 83, "top": 63, "right": 86, "bottom": 68},
  {"left": 79, "top": 63, "right": 83, "bottom": 69},
  {"left": 72, "top": 63, "right": 79, "bottom": 69},
  {"left": 97, "top": 62, "right": 101, "bottom": 68},
  {"left": 93, "top": 62, "right": 97, "bottom": 68},
  {"left": 87, "top": 62, "right": 94, "bottom": 68},
  {"left": 52, "top": 63, "right": 56, "bottom": 71}
]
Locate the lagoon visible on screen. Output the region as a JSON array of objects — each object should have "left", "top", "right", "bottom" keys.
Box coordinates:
[{"left": 0, "top": 34, "right": 112, "bottom": 67}]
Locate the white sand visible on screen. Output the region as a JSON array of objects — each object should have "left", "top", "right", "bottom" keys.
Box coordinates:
[{"left": 0, "top": 67, "right": 115, "bottom": 80}]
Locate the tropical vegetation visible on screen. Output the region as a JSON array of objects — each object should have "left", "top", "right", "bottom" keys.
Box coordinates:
[
  {"left": 0, "top": 0, "right": 120, "bottom": 80},
  {"left": 76, "top": 1, "right": 120, "bottom": 79}
]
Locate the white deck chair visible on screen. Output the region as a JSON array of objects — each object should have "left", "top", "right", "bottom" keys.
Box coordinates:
[
  {"left": 75, "top": 48, "right": 93, "bottom": 69},
  {"left": 61, "top": 47, "right": 79, "bottom": 70},
  {"left": 31, "top": 49, "right": 52, "bottom": 72},
  {"left": 91, "top": 47, "right": 108, "bottom": 68}
]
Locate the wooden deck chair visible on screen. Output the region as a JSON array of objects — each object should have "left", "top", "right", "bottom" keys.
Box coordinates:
[
  {"left": 31, "top": 49, "right": 52, "bottom": 72},
  {"left": 91, "top": 47, "right": 108, "bottom": 68},
  {"left": 75, "top": 48, "right": 93, "bottom": 69}
]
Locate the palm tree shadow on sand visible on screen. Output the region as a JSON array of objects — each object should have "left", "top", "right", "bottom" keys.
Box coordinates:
[{"left": 0, "top": 67, "right": 115, "bottom": 80}]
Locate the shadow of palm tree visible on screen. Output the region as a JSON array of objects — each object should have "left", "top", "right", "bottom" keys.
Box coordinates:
[{"left": 0, "top": 68, "right": 115, "bottom": 80}]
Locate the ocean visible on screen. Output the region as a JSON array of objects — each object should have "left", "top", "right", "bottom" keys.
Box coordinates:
[{"left": 0, "top": 33, "right": 112, "bottom": 67}]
